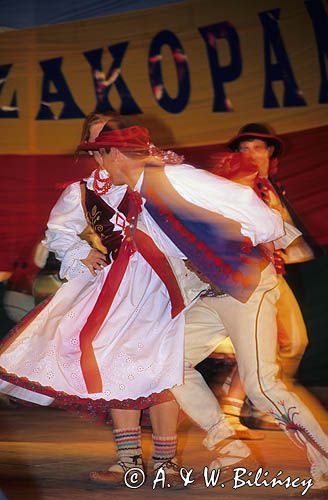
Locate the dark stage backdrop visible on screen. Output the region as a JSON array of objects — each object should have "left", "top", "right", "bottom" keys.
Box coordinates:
[{"left": 285, "top": 253, "right": 328, "bottom": 387}]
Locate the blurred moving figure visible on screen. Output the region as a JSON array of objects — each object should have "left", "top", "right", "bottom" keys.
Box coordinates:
[
  {"left": 171, "top": 124, "right": 328, "bottom": 493},
  {"left": 210, "top": 123, "right": 321, "bottom": 431}
]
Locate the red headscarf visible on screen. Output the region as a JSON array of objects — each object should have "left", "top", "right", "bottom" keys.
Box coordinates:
[
  {"left": 76, "top": 124, "right": 184, "bottom": 165},
  {"left": 76, "top": 125, "right": 150, "bottom": 151}
]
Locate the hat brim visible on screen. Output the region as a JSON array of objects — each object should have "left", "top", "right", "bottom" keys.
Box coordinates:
[{"left": 227, "top": 132, "right": 283, "bottom": 157}]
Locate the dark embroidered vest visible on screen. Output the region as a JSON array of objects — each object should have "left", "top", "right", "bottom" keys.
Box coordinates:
[
  {"left": 81, "top": 183, "right": 130, "bottom": 263},
  {"left": 270, "top": 177, "right": 323, "bottom": 258},
  {"left": 255, "top": 176, "right": 322, "bottom": 272}
]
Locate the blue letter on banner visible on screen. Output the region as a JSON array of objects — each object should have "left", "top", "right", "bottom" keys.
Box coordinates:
[
  {"left": 0, "top": 64, "right": 18, "bottom": 118},
  {"left": 36, "top": 58, "right": 85, "bottom": 119},
  {"left": 148, "top": 30, "right": 190, "bottom": 113},
  {"left": 305, "top": 0, "right": 328, "bottom": 103},
  {"left": 199, "top": 22, "right": 242, "bottom": 112},
  {"left": 84, "top": 43, "right": 142, "bottom": 115},
  {"left": 259, "top": 9, "right": 307, "bottom": 108}
]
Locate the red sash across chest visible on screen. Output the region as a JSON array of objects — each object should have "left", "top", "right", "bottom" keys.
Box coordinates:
[{"left": 79, "top": 186, "right": 184, "bottom": 393}]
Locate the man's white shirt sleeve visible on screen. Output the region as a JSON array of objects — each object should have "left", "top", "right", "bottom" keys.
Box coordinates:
[{"left": 165, "top": 164, "right": 285, "bottom": 246}]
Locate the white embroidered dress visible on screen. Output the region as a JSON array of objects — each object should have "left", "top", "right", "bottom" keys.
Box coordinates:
[{"left": 0, "top": 165, "right": 285, "bottom": 407}]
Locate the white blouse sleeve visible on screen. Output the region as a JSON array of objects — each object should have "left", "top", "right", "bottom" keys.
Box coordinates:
[
  {"left": 165, "top": 164, "right": 284, "bottom": 246},
  {"left": 42, "top": 182, "right": 92, "bottom": 280}
]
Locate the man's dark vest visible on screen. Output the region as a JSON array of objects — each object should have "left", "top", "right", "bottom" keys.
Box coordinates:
[{"left": 270, "top": 177, "right": 323, "bottom": 258}]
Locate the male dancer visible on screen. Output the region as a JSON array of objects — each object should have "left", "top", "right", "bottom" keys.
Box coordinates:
[
  {"left": 171, "top": 125, "right": 328, "bottom": 492},
  {"left": 210, "top": 123, "right": 316, "bottom": 432}
]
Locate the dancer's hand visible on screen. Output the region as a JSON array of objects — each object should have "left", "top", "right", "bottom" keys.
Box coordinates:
[
  {"left": 259, "top": 242, "right": 275, "bottom": 262},
  {"left": 81, "top": 249, "right": 107, "bottom": 276}
]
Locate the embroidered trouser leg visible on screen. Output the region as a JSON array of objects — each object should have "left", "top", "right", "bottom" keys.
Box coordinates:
[{"left": 172, "top": 264, "right": 328, "bottom": 478}]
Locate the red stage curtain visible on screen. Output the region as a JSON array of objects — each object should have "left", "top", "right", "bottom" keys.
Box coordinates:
[{"left": 0, "top": 155, "right": 92, "bottom": 272}]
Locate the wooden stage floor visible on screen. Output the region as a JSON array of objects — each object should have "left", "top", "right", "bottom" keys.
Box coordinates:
[{"left": 0, "top": 390, "right": 327, "bottom": 500}]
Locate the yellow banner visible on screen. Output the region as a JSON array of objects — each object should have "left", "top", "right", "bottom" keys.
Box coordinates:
[{"left": 0, "top": 0, "right": 327, "bottom": 153}]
